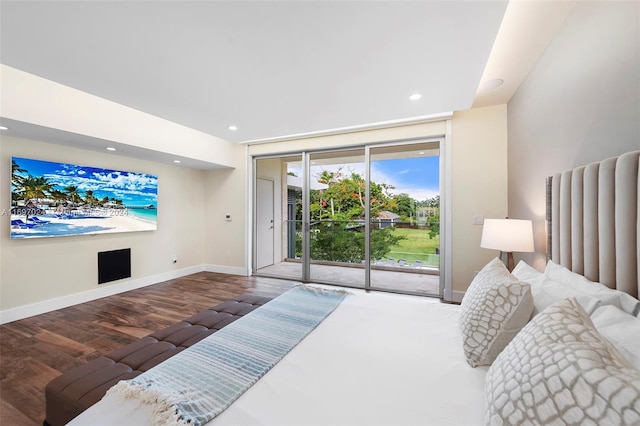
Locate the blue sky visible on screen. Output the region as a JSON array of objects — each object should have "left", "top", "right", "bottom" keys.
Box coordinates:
[
  {"left": 290, "top": 155, "right": 439, "bottom": 201},
  {"left": 12, "top": 157, "right": 158, "bottom": 206},
  {"left": 371, "top": 156, "right": 439, "bottom": 201}
]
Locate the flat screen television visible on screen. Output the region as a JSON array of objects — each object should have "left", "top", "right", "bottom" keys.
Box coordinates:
[{"left": 10, "top": 157, "right": 157, "bottom": 239}]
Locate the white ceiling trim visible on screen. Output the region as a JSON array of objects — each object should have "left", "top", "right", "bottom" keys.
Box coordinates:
[{"left": 241, "top": 112, "right": 453, "bottom": 145}]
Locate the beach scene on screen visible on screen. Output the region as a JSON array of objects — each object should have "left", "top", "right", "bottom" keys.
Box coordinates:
[{"left": 10, "top": 157, "right": 158, "bottom": 239}]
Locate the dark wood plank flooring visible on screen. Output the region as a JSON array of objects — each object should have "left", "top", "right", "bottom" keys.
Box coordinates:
[{"left": 0, "top": 272, "right": 296, "bottom": 426}]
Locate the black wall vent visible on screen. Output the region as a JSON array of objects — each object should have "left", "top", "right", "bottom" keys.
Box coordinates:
[{"left": 98, "top": 248, "right": 131, "bottom": 284}]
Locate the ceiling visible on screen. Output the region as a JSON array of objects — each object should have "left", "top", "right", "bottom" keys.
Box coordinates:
[{"left": 0, "top": 1, "right": 575, "bottom": 153}]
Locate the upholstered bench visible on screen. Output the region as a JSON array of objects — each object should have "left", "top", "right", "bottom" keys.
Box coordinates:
[{"left": 44, "top": 294, "right": 272, "bottom": 426}]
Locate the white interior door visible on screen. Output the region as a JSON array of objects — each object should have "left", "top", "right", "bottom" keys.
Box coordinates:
[{"left": 256, "top": 178, "right": 275, "bottom": 269}]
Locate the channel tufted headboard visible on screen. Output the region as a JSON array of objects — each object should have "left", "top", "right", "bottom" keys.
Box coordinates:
[{"left": 546, "top": 150, "right": 639, "bottom": 298}]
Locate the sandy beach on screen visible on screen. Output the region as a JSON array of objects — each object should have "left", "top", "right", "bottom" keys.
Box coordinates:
[{"left": 10, "top": 213, "right": 156, "bottom": 238}]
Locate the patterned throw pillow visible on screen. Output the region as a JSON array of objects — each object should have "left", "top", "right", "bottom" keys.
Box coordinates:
[
  {"left": 485, "top": 298, "right": 640, "bottom": 426},
  {"left": 459, "top": 257, "right": 533, "bottom": 367}
]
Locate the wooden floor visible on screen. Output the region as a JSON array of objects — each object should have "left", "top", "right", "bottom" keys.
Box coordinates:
[{"left": 0, "top": 272, "right": 296, "bottom": 426}]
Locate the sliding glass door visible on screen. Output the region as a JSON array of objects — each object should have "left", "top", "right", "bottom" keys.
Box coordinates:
[
  {"left": 253, "top": 139, "right": 442, "bottom": 297},
  {"left": 367, "top": 142, "right": 441, "bottom": 296},
  {"left": 308, "top": 149, "right": 366, "bottom": 288}
]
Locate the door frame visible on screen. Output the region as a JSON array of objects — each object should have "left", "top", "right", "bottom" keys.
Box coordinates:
[{"left": 251, "top": 136, "right": 450, "bottom": 299}]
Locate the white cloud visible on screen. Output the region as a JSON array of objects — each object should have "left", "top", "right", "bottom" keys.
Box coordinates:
[
  {"left": 44, "top": 170, "right": 157, "bottom": 201},
  {"left": 90, "top": 171, "right": 157, "bottom": 192}
]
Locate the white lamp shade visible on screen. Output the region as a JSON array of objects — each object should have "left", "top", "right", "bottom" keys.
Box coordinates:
[{"left": 480, "top": 219, "right": 534, "bottom": 253}]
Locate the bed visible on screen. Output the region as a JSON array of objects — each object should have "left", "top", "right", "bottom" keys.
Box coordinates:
[{"left": 69, "top": 151, "right": 640, "bottom": 426}]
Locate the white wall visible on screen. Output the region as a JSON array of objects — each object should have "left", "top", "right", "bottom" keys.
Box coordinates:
[
  {"left": 450, "top": 105, "right": 509, "bottom": 294},
  {"left": 0, "top": 136, "right": 206, "bottom": 319},
  {"left": 508, "top": 0, "right": 640, "bottom": 270},
  {"left": 202, "top": 145, "right": 248, "bottom": 275},
  {"left": 0, "top": 65, "right": 248, "bottom": 321}
]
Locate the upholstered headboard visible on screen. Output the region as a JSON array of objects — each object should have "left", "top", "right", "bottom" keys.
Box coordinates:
[{"left": 546, "top": 150, "right": 639, "bottom": 298}]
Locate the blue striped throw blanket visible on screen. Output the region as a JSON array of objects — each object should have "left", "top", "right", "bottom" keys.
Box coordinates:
[{"left": 106, "top": 285, "right": 349, "bottom": 425}]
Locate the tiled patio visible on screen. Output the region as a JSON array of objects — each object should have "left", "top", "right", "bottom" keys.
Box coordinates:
[{"left": 256, "top": 261, "right": 441, "bottom": 296}]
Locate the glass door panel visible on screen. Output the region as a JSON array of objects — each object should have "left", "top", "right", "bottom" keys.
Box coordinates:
[
  {"left": 368, "top": 142, "right": 441, "bottom": 296},
  {"left": 308, "top": 149, "right": 366, "bottom": 288},
  {"left": 254, "top": 155, "right": 303, "bottom": 282}
]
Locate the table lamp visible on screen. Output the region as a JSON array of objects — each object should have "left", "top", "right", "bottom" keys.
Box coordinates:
[{"left": 480, "top": 218, "right": 534, "bottom": 271}]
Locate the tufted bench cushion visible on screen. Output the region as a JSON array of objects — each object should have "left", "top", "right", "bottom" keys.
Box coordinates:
[{"left": 44, "top": 294, "right": 272, "bottom": 426}]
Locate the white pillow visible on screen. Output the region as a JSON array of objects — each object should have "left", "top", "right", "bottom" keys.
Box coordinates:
[
  {"left": 591, "top": 305, "right": 640, "bottom": 370},
  {"left": 511, "top": 260, "right": 543, "bottom": 283},
  {"left": 485, "top": 298, "right": 640, "bottom": 425},
  {"left": 513, "top": 260, "right": 601, "bottom": 316},
  {"left": 546, "top": 260, "right": 640, "bottom": 316},
  {"left": 529, "top": 275, "right": 601, "bottom": 316},
  {"left": 459, "top": 257, "right": 533, "bottom": 367}
]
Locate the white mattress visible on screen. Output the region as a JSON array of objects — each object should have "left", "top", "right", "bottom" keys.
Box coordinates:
[{"left": 70, "top": 288, "right": 487, "bottom": 425}]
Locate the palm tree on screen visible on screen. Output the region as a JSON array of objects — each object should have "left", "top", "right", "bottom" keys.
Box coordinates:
[
  {"left": 63, "top": 185, "right": 83, "bottom": 205},
  {"left": 30, "top": 176, "right": 53, "bottom": 205}
]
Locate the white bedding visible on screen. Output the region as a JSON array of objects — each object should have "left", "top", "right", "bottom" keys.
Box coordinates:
[{"left": 69, "top": 288, "right": 487, "bottom": 426}]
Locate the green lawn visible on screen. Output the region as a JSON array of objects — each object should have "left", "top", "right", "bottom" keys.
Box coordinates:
[{"left": 386, "top": 227, "right": 440, "bottom": 265}]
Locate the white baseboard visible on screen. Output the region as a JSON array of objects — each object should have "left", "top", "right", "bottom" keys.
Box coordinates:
[
  {"left": 203, "top": 264, "right": 251, "bottom": 276},
  {"left": 450, "top": 291, "right": 465, "bottom": 303},
  {"left": 0, "top": 265, "right": 204, "bottom": 325}
]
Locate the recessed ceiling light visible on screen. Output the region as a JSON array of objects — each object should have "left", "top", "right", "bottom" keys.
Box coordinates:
[
  {"left": 106, "top": 147, "right": 117, "bottom": 151},
  {"left": 419, "top": 151, "right": 425, "bottom": 155},
  {"left": 173, "top": 160, "right": 181, "bottom": 164},
  {"left": 409, "top": 93, "right": 422, "bottom": 101},
  {"left": 228, "top": 125, "right": 238, "bottom": 131},
  {"left": 0, "top": 126, "right": 8, "bottom": 130},
  {"left": 480, "top": 79, "right": 504, "bottom": 91}
]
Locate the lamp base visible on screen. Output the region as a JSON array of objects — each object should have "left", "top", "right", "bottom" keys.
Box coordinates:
[{"left": 500, "top": 251, "right": 515, "bottom": 272}]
